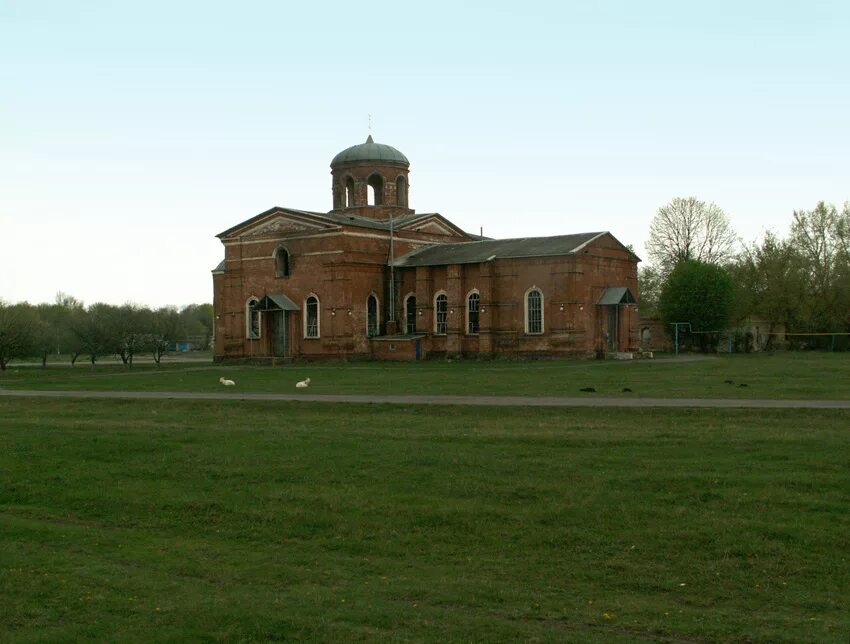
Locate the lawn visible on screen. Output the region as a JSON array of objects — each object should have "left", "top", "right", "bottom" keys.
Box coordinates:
[
  {"left": 1, "top": 397, "right": 848, "bottom": 641},
  {"left": 2, "top": 352, "right": 850, "bottom": 399}
]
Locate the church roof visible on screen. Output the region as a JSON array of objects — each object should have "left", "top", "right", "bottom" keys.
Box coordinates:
[
  {"left": 392, "top": 232, "right": 609, "bottom": 267},
  {"left": 217, "top": 207, "right": 478, "bottom": 239},
  {"left": 331, "top": 135, "right": 409, "bottom": 166}
]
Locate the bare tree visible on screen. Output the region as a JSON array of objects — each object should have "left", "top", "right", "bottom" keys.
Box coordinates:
[{"left": 646, "top": 197, "right": 737, "bottom": 276}]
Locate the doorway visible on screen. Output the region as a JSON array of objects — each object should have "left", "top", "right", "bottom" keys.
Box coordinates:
[{"left": 272, "top": 311, "right": 290, "bottom": 358}]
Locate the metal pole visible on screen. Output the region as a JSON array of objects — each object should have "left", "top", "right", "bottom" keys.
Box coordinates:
[
  {"left": 389, "top": 213, "right": 396, "bottom": 322},
  {"left": 674, "top": 324, "right": 679, "bottom": 355}
]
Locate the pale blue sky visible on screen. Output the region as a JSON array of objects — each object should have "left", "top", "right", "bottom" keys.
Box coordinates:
[{"left": 2, "top": 0, "right": 848, "bottom": 306}]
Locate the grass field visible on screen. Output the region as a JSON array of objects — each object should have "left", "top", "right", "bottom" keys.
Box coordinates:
[
  {"left": 2, "top": 394, "right": 849, "bottom": 642},
  {"left": 2, "top": 352, "right": 850, "bottom": 399}
]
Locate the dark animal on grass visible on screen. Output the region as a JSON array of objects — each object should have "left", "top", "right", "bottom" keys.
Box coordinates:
[
  {"left": 579, "top": 387, "right": 596, "bottom": 393},
  {"left": 738, "top": 383, "right": 748, "bottom": 388},
  {"left": 622, "top": 387, "right": 632, "bottom": 393},
  {"left": 724, "top": 379, "right": 734, "bottom": 384}
]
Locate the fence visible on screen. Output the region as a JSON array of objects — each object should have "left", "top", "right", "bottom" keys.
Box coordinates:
[{"left": 675, "top": 327, "right": 850, "bottom": 353}]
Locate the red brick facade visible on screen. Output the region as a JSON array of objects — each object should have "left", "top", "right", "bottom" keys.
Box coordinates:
[{"left": 213, "top": 138, "right": 640, "bottom": 361}]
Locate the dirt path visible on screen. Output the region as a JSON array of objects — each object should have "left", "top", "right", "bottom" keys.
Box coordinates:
[{"left": 2, "top": 389, "right": 850, "bottom": 409}]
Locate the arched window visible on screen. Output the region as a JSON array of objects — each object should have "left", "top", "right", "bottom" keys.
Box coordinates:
[
  {"left": 345, "top": 176, "right": 355, "bottom": 208},
  {"left": 246, "top": 297, "right": 261, "bottom": 339},
  {"left": 525, "top": 288, "right": 543, "bottom": 334},
  {"left": 404, "top": 294, "right": 417, "bottom": 334},
  {"left": 434, "top": 292, "right": 448, "bottom": 335},
  {"left": 396, "top": 175, "right": 407, "bottom": 207},
  {"left": 367, "top": 173, "right": 384, "bottom": 206},
  {"left": 275, "top": 246, "right": 290, "bottom": 277},
  {"left": 367, "top": 293, "right": 379, "bottom": 338},
  {"left": 467, "top": 291, "right": 480, "bottom": 335},
  {"left": 304, "top": 294, "right": 319, "bottom": 338}
]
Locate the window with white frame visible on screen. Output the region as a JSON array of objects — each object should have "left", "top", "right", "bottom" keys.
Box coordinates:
[
  {"left": 467, "top": 291, "right": 480, "bottom": 334},
  {"left": 526, "top": 288, "right": 543, "bottom": 334},
  {"left": 434, "top": 293, "right": 448, "bottom": 334},
  {"left": 246, "top": 297, "right": 261, "bottom": 339},
  {"left": 304, "top": 295, "right": 319, "bottom": 338},
  {"left": 367, "top": 294, "right": 379, "bottom": 337}
]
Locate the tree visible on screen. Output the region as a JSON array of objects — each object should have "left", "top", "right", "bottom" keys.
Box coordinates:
[
  {"left": 731, "top": 233, "right": 806, "bottom": 347},
  {"left": 787, "top": 201, "right": 850, "bottom": 332},
  {"left": 148, "top": 307, "right": 182, "bottom": 365},
  {"left": 53, "top": 293, "right": 86, "bottom": 364},
  {"left": 178, "top": 303, "right": 213, "bottom": 349},
  {"left": 658, "top": 260, "right": 734, "bottom": 352},
  {"left": 70, "top": 303, "right": 118, "bottom": 368},
  {"left": 0, "top": 301, "right": 38, "bottom": 370},
  {"left": 637, "top": 265, "right": 663, "bottom": 318},
  {"left": 646, "top": 197, "right": 737, "bottom": 276},
  {"left": 111, "top": 304, "right": 149, "bottom": 367}
]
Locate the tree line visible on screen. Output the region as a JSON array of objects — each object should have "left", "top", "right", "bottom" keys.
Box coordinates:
[
  {"left": 640, "top": 199, "right": 850, "bottom": 351},
  {"left": 0, "top": 294, "right": 213, "bottom": 370}
]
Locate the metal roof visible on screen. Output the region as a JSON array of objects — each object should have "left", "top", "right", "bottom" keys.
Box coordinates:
[
  {"left": 331, "top": 135, "right": 409, "bottom": 166},
  {"left": 392, "top": 232, "right": 607, "bottom": 267},
  {"left": 211, "top": 259, "right": 225, "bottom": 273},
  {"left": 597, "top": 287, "right": 637, "bottom": 305},
  {"left": 255, "top": 293, "right": 300, "bottom": 312}
]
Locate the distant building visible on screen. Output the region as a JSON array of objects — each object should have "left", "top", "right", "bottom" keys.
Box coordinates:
[{"left": 212, "top": 136, "right": 639, "bottom": 361}]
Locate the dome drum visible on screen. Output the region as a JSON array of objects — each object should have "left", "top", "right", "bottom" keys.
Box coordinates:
[{"left": 330, "top": 136, "right": 413, "bottom": 218}]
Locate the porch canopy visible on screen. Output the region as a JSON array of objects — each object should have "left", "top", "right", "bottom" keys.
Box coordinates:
[
  {"left": 255, "top": 293, "right": 300, "bottom": 312},
  {"left": 596, "top": 287, "right": 636, "bottom": 305}
]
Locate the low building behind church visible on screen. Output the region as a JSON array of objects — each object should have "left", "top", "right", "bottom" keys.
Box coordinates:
[{"left": 212, "top": 136, "right": 640, "bottom": 361}]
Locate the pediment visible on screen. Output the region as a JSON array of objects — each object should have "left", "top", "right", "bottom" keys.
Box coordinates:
[
  {"left": 397, "top": 214, "right": 468, "bottom": 238},
  {"left": 242, "top": 216, "right": 328, "bottom": 239},
  {"left": 221, "top": 209, "right": 339, "bottom": 240}
]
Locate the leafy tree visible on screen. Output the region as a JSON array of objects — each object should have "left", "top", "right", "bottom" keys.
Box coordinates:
[
  {"left": 0, "top": 301, "right": 38, "bottom": 370},
  {"left": 731, "top": 233, "right": 806, "bottom": 347},
  {"left": 637, "top": 265, "right": 663, "bottom": 318},
  {"left": 32, "top": 304, "right": 58, "bottom": 367},
  {"left": 70, "top": 303, "right": 118, "bottom": 368},
  {"left": 148, "top": 307, "right": 182, "bottom": 365},
  {"left": 53, "top": 293, "right": 86, "bottom": 364},
  {"left": 179, "top": 303, "right": 213, "bottom": 349},
  {"left": 646, "top": 197, "right": 737, "bottom": 276},
  {"left": 112, "top": 304, "right": 149, "bottom": 367},
  {"left": 658, "top": 260, "right": 734, "bottom": 352},
  {"left": 788, "top": 201, "right": 850, "bottom": 331}
]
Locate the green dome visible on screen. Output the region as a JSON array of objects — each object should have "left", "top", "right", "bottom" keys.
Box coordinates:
[{"left": 331, "top": 135, "right": 409, "bottom": 166}]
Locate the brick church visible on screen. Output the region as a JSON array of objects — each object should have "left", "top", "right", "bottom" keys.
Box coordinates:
[{"left": 212, "top": 136, "right": 639, "bottom": 361}]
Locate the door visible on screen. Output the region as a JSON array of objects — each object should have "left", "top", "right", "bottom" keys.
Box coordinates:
[
  {"left": 606, "top": 306, "right": 618, "bottom": 351},
  {"left": 272, "top": 311, "right": 290, "bottom": 357}
]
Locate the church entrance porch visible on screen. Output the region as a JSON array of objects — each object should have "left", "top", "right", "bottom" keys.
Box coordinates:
[
  {"left": 596, "top": 287, "right": 638, "bottom": 355},
  {"left": 255, "top": 293, "right": 300, "bottom": 359}
]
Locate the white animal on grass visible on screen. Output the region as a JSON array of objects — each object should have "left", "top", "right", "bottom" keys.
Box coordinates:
[
  {"left": 295, "top": 377, "right": 311, "bottom": 388},
  {"left": 219, "top": 377, "right": 236, "bottom": 386}
]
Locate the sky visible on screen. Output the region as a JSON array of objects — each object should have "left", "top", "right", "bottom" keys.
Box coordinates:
[{"left": 2, "top": 0, "right": 848, "bottom": 307}]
